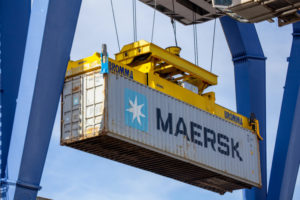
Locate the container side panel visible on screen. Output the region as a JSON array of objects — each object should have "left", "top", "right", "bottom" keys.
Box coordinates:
[{"left": 106, "top": 74, "right": 261, "bottom": 186}]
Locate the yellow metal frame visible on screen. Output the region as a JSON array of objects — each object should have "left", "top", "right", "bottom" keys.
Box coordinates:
[
  {"left": 115, "top": 40, "right": 217, "bottom": 93},
  {"left": 65, "top": 40, "right": 262, "bottom": 140}
]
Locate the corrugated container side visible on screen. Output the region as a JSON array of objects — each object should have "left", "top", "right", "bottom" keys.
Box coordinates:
[{"left": 106, "top": 74, "right": 261, "bottom": 186}]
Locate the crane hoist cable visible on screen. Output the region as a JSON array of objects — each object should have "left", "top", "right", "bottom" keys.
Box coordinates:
[
  {"left": 193, "top": 11, "right": 198, "bottom": 66},
  {"left": 210, "top": 19, "right": 217, "bottom": 72},
  {"left": 171, "top": 0, "right": 178, "bottom": 47},
  {"left": 151, "top": 0, "right": 157, "bottom": 43},
  {"left": 132, "top": 0, "right": 137, "bottom": 42},
  {"left": 110, "top": 0, "right": 120, "bottom": 51}
]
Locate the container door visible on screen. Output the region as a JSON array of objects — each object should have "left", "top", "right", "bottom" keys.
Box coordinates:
[
  {"left": 62, "top": 76, "right": 83, "bottom": 140},
  {"left": 83, "top": 71, "right": 105, "bottom": 137}
]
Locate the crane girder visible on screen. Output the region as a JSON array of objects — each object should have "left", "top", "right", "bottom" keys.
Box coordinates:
[{"left": 139, "top": 0, "right": 300, "bottom": 26}]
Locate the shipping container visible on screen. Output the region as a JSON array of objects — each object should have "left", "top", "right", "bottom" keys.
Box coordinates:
[{"left": 61, "top": 70, "right": 261, "bottom": 194}]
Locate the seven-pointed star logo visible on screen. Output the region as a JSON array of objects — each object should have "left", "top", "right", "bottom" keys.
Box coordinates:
[
  {"left": 124, "top": 88, "right": 148, "bottom": 132},
  {"left": 126, "top": 96, "right": 146, "bottom": 125}
]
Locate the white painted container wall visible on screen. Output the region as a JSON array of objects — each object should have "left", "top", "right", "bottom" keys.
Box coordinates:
[
  {"left": 61, "top": 70, "right": 261, "bottom": 188},
  {"left": 62, "top": 72, "right": 105, "bottom": 141}
]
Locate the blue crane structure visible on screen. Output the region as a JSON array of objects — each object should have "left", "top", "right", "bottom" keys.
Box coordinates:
[
  {"left": 220, "top": 17, "right": 267, "bottom": 200},
  {"left": 0, "top": 0, "right": 299, "bottom": 200}
]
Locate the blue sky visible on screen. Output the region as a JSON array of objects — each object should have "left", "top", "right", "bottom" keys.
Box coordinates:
[{"left": 27, "top": 0, "right": 300, "bottom": 199}]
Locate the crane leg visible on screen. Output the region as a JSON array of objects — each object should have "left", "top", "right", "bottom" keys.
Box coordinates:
[
  {"left": 220, "top": 16, "right": 267, "bottom": 200},
  {"left": 267, "top": 22, "right": 300, "bottom": 200},
  {"left": 0, "top": 0, "right": 31, "bottom": 194},
  {"left": 7, "top": 0, "right": 82, "bottom": 199}
]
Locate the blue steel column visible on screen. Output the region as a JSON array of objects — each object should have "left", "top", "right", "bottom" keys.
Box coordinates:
[
  {"left": 0, "top": 0, "right": 31, "bottom": 183},
  {"left": 220, "top": 16, "right": 267, "bottom": 200},
  {"left": 276, "top": 88, "right": 300, "bottom": 200},
  {"left": 267, "top": 22, "right": 300, "bottom": 200},
  {"left": 12, "top": 0, "right": 82, "bottom": 199}
]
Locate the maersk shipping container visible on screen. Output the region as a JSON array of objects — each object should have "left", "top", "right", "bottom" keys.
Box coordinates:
[{"left": 61, "top": 70, "right": 261, "bottom": 194}]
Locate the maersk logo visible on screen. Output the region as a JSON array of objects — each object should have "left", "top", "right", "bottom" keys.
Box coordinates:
[{"left": 124, "top": 88, "right": 148, "bottom": 132}]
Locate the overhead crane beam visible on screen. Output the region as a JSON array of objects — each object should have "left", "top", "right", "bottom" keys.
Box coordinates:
[
  {"left": 0, "top": 0, "right": 31, "bottom": 188},
  {"left": 139, "top": 0, "right": 223, "bottom": 25},
  {"left": 220, "top": 16, "right": 267, "bottom": 200},
  {"left": 8, "top": 0, "right": 82, "bottom": 199},
  {"left": 268, "top": 22, "right": 300, "bottom": 200}
]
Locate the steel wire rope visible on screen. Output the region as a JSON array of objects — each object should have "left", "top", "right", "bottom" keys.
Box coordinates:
[
  {"left": 193, "top": 11, "right": 199, "bottom": 66},
  {"left": 210, "top": 19, "right": 217, "bottom": 72},
  {"left": 171, "top": 0, "right": 178, "bottom": 46},
  {"left": 110, "top": 0, "right": 120, "bottom": 51},
  {"left": 151, "top": 0, "right": 157, "bottom": 43}
]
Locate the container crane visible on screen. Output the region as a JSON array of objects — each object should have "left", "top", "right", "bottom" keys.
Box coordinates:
[{"left": 1, "top": 1, "right": 300, "bottom": 200}]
